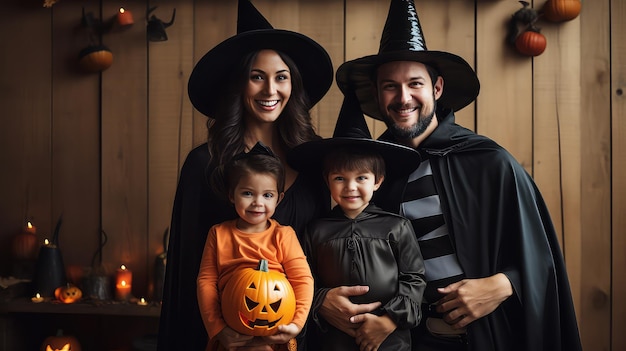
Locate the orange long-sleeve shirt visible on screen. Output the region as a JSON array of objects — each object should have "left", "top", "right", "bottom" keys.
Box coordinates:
[{"left": 197, "top": 218, "right": 314, "bottom": 339}]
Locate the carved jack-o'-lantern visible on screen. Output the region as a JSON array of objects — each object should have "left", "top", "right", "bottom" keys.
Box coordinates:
[
  {"left": 40, "top": 329, "right": 81, "bottom": 351},
  {"left": 221, "top": 259, "right": 296, "bottom": 336},
  {"left": 54, "top": 284, "right": 82, "bottom": 304}
]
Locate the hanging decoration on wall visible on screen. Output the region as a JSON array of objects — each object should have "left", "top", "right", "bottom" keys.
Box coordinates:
[
  {"left": 78, "top": 45, "right": 114, "bottom": 73},
  {"left": 541, "top": 0, "right": 581, "bottom": 22},
  {"left": 117, "top": 7, "right": 134, "bottom": 27},
  {"left": 506, "top": 0, "right": 581, "bottom": 57},
  {"left": 507, "top": 1, "right": 546, "bottom": 57},
  {"left": 76, "top": 6, "right": 134, "bottom": 74},
  {"left": 43, "top": 0, "right": 58, "bottom": 8},
  {"left": 515, "top": 29, "right": 547, "bottom": 57},
  {"left": 146, "top": 6, "right": 176, "bottom": 42}
]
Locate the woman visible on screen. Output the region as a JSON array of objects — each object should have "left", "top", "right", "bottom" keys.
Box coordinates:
[{"left": 157, "top": 1, "right": 333, "bottom": 350}]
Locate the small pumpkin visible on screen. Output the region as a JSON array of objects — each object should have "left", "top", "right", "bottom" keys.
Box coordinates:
[
  {"left": 515, "top": 28, "right": 547, "bottom": 57},
  {"left": 542, "top": 0, "right": 581, "bottom": 22},
  {"left": 55, "top": 284, "right": 82, "bottom": 304},
  {"left": 78, "top": 45, "right": 113, "bottom": 73},
  {"left": 221, "top": 259, "right": 296, "bottom": 336},
  {"left": 40, "top": 329, "right": 81, "bottom": 351}
]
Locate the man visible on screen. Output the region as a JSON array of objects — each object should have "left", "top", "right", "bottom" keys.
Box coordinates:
[{"left": 317, "top": 0, "right": 583, "bottom": 350}]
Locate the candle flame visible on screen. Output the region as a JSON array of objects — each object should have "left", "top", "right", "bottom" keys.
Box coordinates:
[
  {"left": 120, "top": 264, "right": 126, "bottom": 270},
  {"left": 44, "top": 239, "right": 49, "bottom": 245},
  {"left": 35, "top": 293, "right": 41, "bottom": 298},
  {"left": 27, "top": 221, "right": 33, "bottom": 229},
  {"left": 119, "top": 7, "right": 126, "bottom": 14},
  {"left": 140, "top": 297, "right": 146, "bottom": 303},
  {"left": 121, "top": 280, "right": 127, "bottom": 287}
]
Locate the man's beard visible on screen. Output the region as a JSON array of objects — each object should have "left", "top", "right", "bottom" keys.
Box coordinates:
[{"left": 385, "top": 100, "right": 436, "bottom": 140}]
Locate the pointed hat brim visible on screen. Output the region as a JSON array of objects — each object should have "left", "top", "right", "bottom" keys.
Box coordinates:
[
  {"left": 287, "top": 91, "right": 421, "bottom": 176},
  {"left": 336, "top": 50, "right": 479, "bottom": 120}
]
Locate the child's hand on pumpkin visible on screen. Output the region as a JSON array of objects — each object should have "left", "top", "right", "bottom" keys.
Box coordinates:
[
  {"left": 215, "top": 326, "right": 254, "bottom": 348},
  {"left": 262, "top": 322, "right": 300, "bottom": 344}
]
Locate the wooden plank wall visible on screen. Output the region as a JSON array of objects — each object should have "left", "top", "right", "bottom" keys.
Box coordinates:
[{"left": 0, "top": 0, "right": 623, "bottom": 350}]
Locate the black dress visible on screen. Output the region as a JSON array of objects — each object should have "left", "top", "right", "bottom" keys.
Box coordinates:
[{"left": 157, "top": 143, "right": 328, "bottom": 351}]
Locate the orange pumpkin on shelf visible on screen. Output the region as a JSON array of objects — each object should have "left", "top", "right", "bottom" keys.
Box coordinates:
[
  {"left": 221, "top": 259, "right": 296, "bottom": 336},
  {"left": 78, "top": 45, "right": 113, "bottom": 73},
  {"left": 54, "top": 284, "right": 82, "bottom": 304},
  {"left": 12, "top": 221, "right": 39, "bottom": 260},
  {"left": 515, "top": 28, "right": 547, "bottom": 57},
  {"left": 40, "top": 329, "right": 81, "bottom": 351},
  {"left": 542, "top": 0, "right": 581, "bottom": 22}
]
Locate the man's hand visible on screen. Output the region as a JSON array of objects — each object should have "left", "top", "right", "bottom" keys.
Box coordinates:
[
  {"left": 436, "top": 273, "right": 513, "bottom": 328},
  {"left": 319, "top": 286, "right": 382, "bottom": 336}
]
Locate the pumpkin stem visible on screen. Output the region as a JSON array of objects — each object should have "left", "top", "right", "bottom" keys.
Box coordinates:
[{"left": 257, "top": 259, "right": 269, "bottom": 272}]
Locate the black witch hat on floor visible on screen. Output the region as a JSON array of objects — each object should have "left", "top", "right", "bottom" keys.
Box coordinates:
[
  {"left": 287, "top": 90, "right": 421, "bottom": 177},
  {"left": 188, "top": 0, "right": 333, "bottom": 119},
  {"left": 336, "top": 0, "right": 480, "bottom": 120}
]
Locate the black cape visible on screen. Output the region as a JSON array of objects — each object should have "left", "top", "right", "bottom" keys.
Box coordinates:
[
  {"left": 157, "top": 143, "right": 328, "bottom": 351},
  {"left": 374, "top": 109, "right": 582, "bottom": 351}
]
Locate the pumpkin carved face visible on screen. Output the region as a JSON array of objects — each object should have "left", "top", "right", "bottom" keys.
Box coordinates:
[
  {"left": 40, "top": 330, "right": 81, "bottom": 351},
  {"left": 55, "top": 284, "right": 82, "bottom": 304},
  {"left": 221, "top": 259, "right": 296, "bottom": 336}
]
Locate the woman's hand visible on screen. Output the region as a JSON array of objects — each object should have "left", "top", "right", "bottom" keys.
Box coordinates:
[{"left": 319, "top": 286, "right": 382, "bottom": 336}]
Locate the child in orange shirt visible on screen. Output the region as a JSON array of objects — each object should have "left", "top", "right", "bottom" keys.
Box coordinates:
[{"left": 197, "top": 142, "right": 314, "bottom": 351}]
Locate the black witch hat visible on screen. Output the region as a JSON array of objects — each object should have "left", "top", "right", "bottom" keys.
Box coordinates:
[
  {"left": 336, "top": 0, "right": 480, "bottom": 120},
  {"left": 287, "top": 90, "right": 421, "bottom": 176},
  {"left": 188, "top": 0, "right": 333, "bottom": 118}
]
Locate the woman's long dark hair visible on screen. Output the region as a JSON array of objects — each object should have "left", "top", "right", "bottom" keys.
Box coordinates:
[{"left": 207, "top": 50, "right": 320, "bottom": 193}]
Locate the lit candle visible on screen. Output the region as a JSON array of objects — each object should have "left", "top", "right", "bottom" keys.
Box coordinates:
[
  {"left": 25, "top": 221, "right": 37, "bottom": 234},
  {"left": 31, "top": 293, "right": 44, "bottom": 303},
  {"left": 137, "top": 297, "right": 148, "bottom": 306},
  {"left": 117, "top": 7, "right": 134, "bottom": 26},
  {"left": 115, "top": 265, "right": 133, "bottom": 300}
]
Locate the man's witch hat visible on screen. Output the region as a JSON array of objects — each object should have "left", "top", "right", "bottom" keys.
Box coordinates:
[{"left": 336, "top": 0, "right": 480, "bottom": 120}]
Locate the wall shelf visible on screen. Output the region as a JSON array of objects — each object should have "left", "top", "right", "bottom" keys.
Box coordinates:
[{"left": 1, "top": 298, "right": 160, "bottom": 318}]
